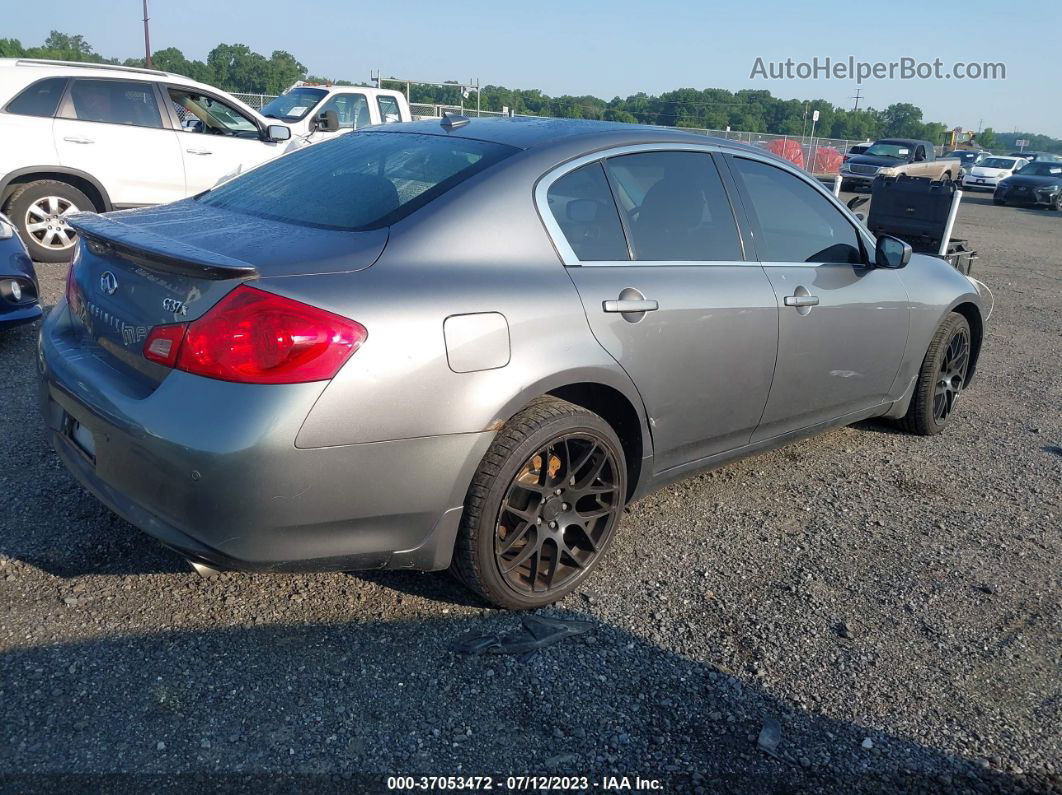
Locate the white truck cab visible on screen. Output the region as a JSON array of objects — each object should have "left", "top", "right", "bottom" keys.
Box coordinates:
[{"left": 260, "top": 82, "right": 411, "bottom": 145}]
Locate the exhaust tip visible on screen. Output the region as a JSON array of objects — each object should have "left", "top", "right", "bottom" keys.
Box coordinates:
[{"left": 189, "top": 560, "right": 222, "bottom": 578}]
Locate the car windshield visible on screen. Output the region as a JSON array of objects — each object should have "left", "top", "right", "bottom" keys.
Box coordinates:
[
  {"left": 1017, "top": 162, "right": 1062, "bottom": 177},
  {"left": 864, "top": 142, "right": 911, "bottom": 159},
  {"left": 197, "top": 131, "right": 519, "bottom": 231},
  {"left": 261, "top": 87, "right": 328, "bottom": 121},
  {"left": 981, "top": 157, "right": 1017, "bottom": 169}
]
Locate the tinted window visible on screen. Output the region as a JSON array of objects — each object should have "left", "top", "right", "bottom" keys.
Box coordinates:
[
  {"left": 605, "top": 151, "right": 742, "bottom": 261},
  {"left": 547, "top": 163, "right": 629, "bottom": 262},
  {"left": 169, "top": 89, "right": 259, "bottom": 138},
  {"left": 65, "top": 79, "right": 162, "bottom": 128},
  {"left": 320, "top": 93, "right": 369, "bottom": 129},
  {"left": 731, "top": 157, "right": 863, "bottom": 264},
  {"left": 198, "top": 131, "right": 517, "bottom": 231},
  {"left": 377, "top": 95, "right": 402, "bottom": 123},
  {"left": 5, "top": 77, "right": 68, "bottom": 117}
]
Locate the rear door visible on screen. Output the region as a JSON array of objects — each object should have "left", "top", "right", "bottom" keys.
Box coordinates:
[
  {"left": 53, "top": 78, "right": 185, "bottom": 206},
  {"left": 543, "top": 149, "right": 779, "bottom": 473},
  {"left": 165, "top": 87, "right": 285, "bottom": 192},
  {"left": 724, "top": 154, "right": 909, "bottom": 440}
]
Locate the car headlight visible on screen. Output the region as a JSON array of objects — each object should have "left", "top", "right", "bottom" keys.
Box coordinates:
[
  {"left": 1038, "top": 184, "right": 1060, "bottom": 194},
  {"left": 0, "top": 215, "right": 14, "bottom": 240}
]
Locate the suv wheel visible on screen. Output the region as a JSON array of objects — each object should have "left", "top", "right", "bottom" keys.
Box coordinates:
[
  {"left": 451, "top": 397, "right": 627, "bottom": 610},
  {"left": 5, "top": 180, "right": 93, "bottom": 262}
]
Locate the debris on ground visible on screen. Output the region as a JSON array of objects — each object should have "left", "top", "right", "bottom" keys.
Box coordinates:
[
  {"left": 757, "top": 717, "right": 782, "bottom": 758},
  {"left": 449, "top": 614, "right": 594, "bottom": 659}
]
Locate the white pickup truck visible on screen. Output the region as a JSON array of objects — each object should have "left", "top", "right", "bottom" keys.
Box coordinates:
[{"left": 259, "top": 82, "right": 412, "bottom": 147}]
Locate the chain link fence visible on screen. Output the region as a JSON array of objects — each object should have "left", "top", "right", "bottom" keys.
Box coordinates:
[{"left": 233, "top": 94, "right": 866, "bottom": 175}]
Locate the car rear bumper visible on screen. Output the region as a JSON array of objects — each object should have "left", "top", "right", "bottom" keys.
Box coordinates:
[{"left": 38, "top": 303, "right": 492, "bottom": 572}]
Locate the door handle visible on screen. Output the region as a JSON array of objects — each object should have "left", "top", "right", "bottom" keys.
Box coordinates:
[
  {"left": 62, "top": 136, "right": 94, "bottom": 144},
  {"left": 783, "top": 294, "right": 820, "bottom": 307},
  {"left": 185, "top": 148, "right": 213, "bottom": 155},
  {"left": 603, "top": 298, "right": 659, "bottom": 313}
]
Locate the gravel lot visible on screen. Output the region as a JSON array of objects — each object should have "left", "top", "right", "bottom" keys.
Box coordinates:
[{"left": 1, "top": 193, "right": 1059, "bottom": 793}]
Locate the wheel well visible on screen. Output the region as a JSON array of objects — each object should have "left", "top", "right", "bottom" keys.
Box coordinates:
[
  {"left": 547, "top": 383, "right": 644, "bottom": 500},
  {"left": 952, "top": 302, "right": 983, "bottom": 384},
  {"left": 1, "top": 172, "right": 108, "bottom": 213}
]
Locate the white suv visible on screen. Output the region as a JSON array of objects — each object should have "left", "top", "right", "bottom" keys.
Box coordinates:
[{"left": 0, "top": 59, "right": 292, "bottom": 261}]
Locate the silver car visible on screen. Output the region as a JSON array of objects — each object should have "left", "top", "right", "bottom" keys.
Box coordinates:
[{"left": 39, "top": 118, "right": 987, "bottom": 609}]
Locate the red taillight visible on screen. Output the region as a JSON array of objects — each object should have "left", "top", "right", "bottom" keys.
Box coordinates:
[
  {"left": 144, "top": 323, "right": 187, "bottom": 368},
  {"left": 65, "top": 262, "right": 83, "bottom": 316},
  {"left": 143, "top": 285, "right": 366, "bottom": 384}
]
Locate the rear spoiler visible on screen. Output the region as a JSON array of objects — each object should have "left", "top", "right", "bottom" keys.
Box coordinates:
[{"left": 68, "top": 213, "right": 258, "bottom": 280}]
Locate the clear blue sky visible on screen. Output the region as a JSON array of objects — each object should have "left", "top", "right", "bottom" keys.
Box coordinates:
[{"left": 7, "top": 0, "right": 1061, "bottom": 137}]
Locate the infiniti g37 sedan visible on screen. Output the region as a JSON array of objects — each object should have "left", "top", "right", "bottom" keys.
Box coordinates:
[{"left": 39, "top": 118, "right": 987, "bottom": 609}]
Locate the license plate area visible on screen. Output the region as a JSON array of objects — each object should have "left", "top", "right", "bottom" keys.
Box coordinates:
[{"left": 64, "top": 415, "right": 97, "bottom": 461}]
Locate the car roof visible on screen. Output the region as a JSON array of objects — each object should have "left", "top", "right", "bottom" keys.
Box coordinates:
[{"left": 368, "top": 116, "right": 766, "bottom": 155}]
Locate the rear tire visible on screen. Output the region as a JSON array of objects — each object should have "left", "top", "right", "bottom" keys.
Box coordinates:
[
  {"left": 899, "top": 313, "right": 972, "bottom": 436},
  {"left": 451, "top": 397, "right": 627, "bottom": 610},
  {"left": 4, "top": 180, "right": 93, "bottom": 262}
]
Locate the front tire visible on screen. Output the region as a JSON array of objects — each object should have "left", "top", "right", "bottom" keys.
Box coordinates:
[
  {"left": 5, "top": 180, "right": 93, "bottom": 262},
  {"left": 451, "top": 397, "right": 627, "bottom": 610},
  {"left": 899, "top": 313, "right": 972, "bottom": 436}
]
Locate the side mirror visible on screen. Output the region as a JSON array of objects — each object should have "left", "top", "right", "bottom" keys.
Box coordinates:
[
  {"left": 875, "top": 234, "right": 912, "bottom": 269},
  {"left": 265, "top": 124, "right": 291, "bottom": 142},
  {"left": 314, "top": 110, "right": 340, "bottom": 133}
]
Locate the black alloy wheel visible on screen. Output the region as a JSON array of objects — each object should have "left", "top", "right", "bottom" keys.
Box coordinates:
[{"left": 494, "top": 433, "right": 621, "bottom": 597}]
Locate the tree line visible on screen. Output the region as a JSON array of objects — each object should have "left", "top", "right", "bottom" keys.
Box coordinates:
[{"left": 2, "top": 32, "right": 1058, "bottom": 152}]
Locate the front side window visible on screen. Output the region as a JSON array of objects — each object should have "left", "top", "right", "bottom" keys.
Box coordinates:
[
  {"left": 319, "top": 93, "right": 369, "bottom": 129},
  {"left": 5, "top": 77, "right": 68, "bottom": 117},
  {"left": 65, "top": 79, "right": 162, "bottom": 128},
  {"left": 605, "top": 151, "right": 743, "bottom": 262},
  {"left": 260, "top": 87, "right": 327, "bottom": 122},
  {"left": 169, "top": 89, "right": 259, "bottom": 138},
  {"left": 546, "top": 163, "right": 630, "bottom": 262},
  {"left": 198, "top": 131, "right": 518, "bottom": 231},
  {"left": 377, "top": 95, "right": 402, "bottom": 123},
  {"left": 731, "top": 156, "right": 863, "bottom": 265}
]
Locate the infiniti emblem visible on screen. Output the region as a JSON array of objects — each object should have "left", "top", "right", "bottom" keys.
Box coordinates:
[{"left": 100, "top": 271, "right": 118, "bottom": 295}]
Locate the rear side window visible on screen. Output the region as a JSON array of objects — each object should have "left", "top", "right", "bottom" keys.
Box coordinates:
[
  {"left": 731, "top": 156, "right": 863, "bottom": 264},
  {"left": 5, "top": 77, "right": 68, "bottom": 117},
  {"left": 377, "top": 95, "right": 402, "bottom": 123},
  {"left": 546, "top": 163, "right": 630, "bottom": 262},
  {"left": 605, "top": 151, "right": 743, "bottom": 262},
  {"left": 64, "top": 79, "right": 162, "bottom": 128},
  {"left": 198, "top": 131, "right": 518, "bottom": 231}
]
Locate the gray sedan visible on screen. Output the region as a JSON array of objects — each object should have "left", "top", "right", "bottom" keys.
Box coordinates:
[{"left": 39, "top": 118, "right": 987, "bottom": 609}]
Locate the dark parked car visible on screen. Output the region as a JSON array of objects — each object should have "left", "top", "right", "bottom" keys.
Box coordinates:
[
  {"left": 1007, "top": 151, "right": 1062, "bottom": 163},
  {"left": 994, "top": 160, "right": 1062, "bottom": 209},
  {"left": 39, "top": 119, "right": 988, "bottom": 609},
  {"left": 0, "top": 212, "right": 40, "bottom": 330},
  {"left": 944, "top": 149, "right": 991, "bottom": 179}
]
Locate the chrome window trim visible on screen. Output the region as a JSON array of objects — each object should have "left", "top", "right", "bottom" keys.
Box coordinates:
[{"left": 535, "top": 141, "right": 876, "bottom": 268}]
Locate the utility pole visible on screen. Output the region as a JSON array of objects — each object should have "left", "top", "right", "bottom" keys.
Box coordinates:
[
  {"left": 142, "top": 0, "right": 152, "bottom": 68},
  {"left": 851, "top": 88, "right": 863, "bottom": 112}
]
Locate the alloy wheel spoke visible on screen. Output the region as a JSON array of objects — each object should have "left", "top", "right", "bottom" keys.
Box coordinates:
[
  {"left": 502, "top": 540, "right": 539, "bottom": 574},
  {"left": 498, "top": 520, "right": 532, "bottom": 554}
]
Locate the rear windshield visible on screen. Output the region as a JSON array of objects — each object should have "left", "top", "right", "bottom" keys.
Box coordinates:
[
  {"left": 980, "top": 157, "right": 1018, "bottom": 169},
  {"left": 197, "top": 132, "right": 519, "bottom": 231}
]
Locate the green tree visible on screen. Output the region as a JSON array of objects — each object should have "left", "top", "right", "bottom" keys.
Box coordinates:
[
  {"left": 880, "top": 103, "right": 925, "bottom": 138},
  {"left": 0, "top": 38, "right": 25, "bottom": 58},
  {"left": 976, "top": 128, "right": 997, "bottom": 149}
]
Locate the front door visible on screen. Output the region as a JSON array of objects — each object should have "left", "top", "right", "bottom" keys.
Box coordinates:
[
  {"left": 544, "top": 151, "right": 779, "bottom": 473},
  {"left": 166, "top": 87, "right": 285, "bottom": 192},
  {"left": 725, "top": 155, "right": 910, "bottom": 441}
]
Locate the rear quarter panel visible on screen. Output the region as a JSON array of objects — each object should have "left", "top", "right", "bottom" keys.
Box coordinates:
[{"left": 272, "top": 148, "right": 650, "bottom": 452}]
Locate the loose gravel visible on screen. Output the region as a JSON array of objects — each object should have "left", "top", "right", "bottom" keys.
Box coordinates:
[{"left": 0, "top": 193, "right": 1059, "bottom": 793}]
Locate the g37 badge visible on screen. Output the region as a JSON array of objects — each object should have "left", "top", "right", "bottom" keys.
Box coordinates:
[{"left": 162, "top": 297, "right": 187, "bottom": 316}]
